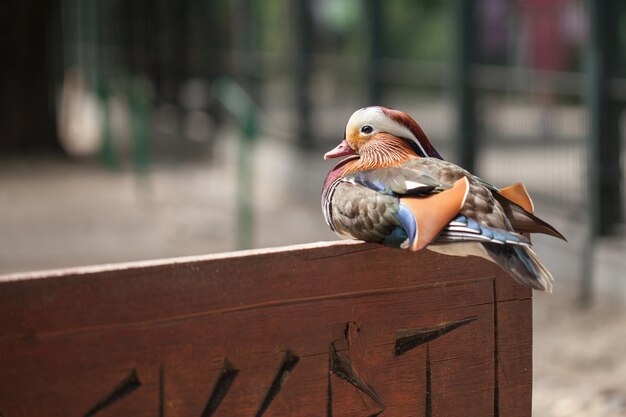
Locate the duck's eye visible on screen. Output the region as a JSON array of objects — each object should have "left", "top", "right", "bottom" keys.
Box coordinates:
[{"left": 361, "top": 125, "right": 373, "bottom": 134}]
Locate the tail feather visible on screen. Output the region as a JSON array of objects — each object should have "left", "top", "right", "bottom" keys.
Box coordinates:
[
  {"left": 493, "top": 193, "right": 566, "bottom": 241},
  {"left": 482, "top": 242, "right": 554, "bottom": 292}
]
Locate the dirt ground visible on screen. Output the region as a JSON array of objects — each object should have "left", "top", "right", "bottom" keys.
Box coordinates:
[
  {"left": 533, "top": 290, "right": 626, "bottom": 417},
  {"left": 1, "top": 136, "right": 625, "bottom": 416}
]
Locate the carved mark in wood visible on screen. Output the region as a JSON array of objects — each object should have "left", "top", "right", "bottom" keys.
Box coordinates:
[
  {"left": 82, "top": 369, "right": 141, "bottom": 417},
  {"left": 255, "top": 350, "right": 300, "bottom": 417},
  {"left": 74, "top": 317, "right": 481, "bottom": 416},
  {"left": 425, "top": 344, "right": 432, "bottom": 417},
  {"left": 327, "top": 322, "right": 384, "bottom": 417},
  {"left": 394, "top": 316, "right": 479, "bottom": 356},
  {"left": 493, "top": 281, "right": 500, "bottom": 417},
  {"left": 326, "top": 352, "right": 333, "bottom": 417},
  {"left": 201, "top": 358, "right": 239, "bottom": 417},
  {"left": 393, "top": 316, "right": 479, "bottom": 416},
  {"left": 159, "top": 364, "right": 165, "bottom": 417}
]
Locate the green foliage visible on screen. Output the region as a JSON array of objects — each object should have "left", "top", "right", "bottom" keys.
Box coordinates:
[
  {"left": 253, "top": 0, "right": 452, "bottom": 62},
  {"left": 383, "top": 0, "right": 452, "bottom": 61},
  {"left": 257, "top": 0, "right": 292, "bottom": 53}
]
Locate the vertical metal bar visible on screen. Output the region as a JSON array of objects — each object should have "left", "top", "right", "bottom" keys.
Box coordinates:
[
  {"left": 230, "top": 0, "right": 258, "bottom": 249},
  {"left": 237, "top": 114, "right": 256, "bottom": 250},
  {"left": 129, "top": 0, "right": 151, "bottom": 175},
  {"left": 83, "top": 0, "right": 96, "bottom": 86},
  {"left": 583, "top": 0, "right": 622, "bottom": 306},
  {"left": 212, "top": 78, "right": 257, "bottom": 250},
  {"left": 239, "top": 0, "right": 260, "bottom": 101},
  {"left": 365, "top": 0, "right": 383, "bottom": 105},
  {"left": 131, "top": 0, "right": 148, "bottom": 77},
  {"left": 453, "top": 0, "right": 477, "bottom": 172},
  {"left": 294, "top": 0, "right": 313, "bottom": 149},
  {"left": 95, "top": 0, "right": 117, "bottom": 169},
  {"left": 587, "top": 0, "right": 621, "bottom": 236},
  {"left": 74, "top": 0, "right": 84, "bottom": 70},
  {"left": 156, "top": 0, "right": 186, "bottom": 102}
]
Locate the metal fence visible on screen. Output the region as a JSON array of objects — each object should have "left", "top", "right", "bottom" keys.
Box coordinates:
[
  {"left": 3, "top": 0, "right": 623, "bottom": 302},
  {"left": 46, "top": 1, "right": 625, "bottom": 229}
]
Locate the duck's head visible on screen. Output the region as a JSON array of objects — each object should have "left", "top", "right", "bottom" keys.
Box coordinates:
[{"left": 324, "top": 106, "right": 442, "bottom": 164}]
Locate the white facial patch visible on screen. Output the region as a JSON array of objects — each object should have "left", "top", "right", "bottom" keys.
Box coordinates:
[{"left": 345, "top": 107, "right": 427, "bottom": 156}]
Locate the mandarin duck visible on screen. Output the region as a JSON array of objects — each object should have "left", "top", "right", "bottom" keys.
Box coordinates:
[{"left": 322, "top": 106, "right": 565, "bottom": 292}]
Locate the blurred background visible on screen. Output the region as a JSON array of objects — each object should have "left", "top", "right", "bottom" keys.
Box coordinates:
[{"left": 1, "top": 0, "right": 625, "bottom": 415}]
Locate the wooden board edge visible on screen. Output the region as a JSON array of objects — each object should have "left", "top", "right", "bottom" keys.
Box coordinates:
[{"left": 0, "top": 240, "right": 368, "bottom": 283}]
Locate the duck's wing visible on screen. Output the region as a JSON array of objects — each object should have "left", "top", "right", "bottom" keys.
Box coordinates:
[
  {"left": 493, "top": 182, "right": 566, "bottom": 240},
  {"left": 334, "top": 163, "right": 470, "bottom": 250},
  {"left": 345, "top": 165, "right": 451, "bottom": 196},
  {"left": 471, "top": 177, "right": 565, "bottom": 241},
  {"left": 398, "top": 177, "right": 470, "bottom": 251},
  {"left": 437, "top": 214, "right": 531, "bottom": 246}
]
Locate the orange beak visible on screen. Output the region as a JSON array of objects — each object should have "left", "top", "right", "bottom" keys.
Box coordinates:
[{"left": 324, "top": 139, "right": 357, "bottom": 160}]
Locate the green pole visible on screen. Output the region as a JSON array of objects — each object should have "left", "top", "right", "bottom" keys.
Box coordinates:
[
  {"left": 294, "top": 0, "right": 312, "bottom": 149},
  {"left": 212, "top": 78, "right": 258, "bottom": 249},
  {"left": 128, "top": 0, "right": 152, "bottom": 177},
  {"left": 236, "top": 0, "right": 260, "bottom": 101},
  {"left": 582, "top": 0, "right": 622, "bottom": 306},
  {"left": 97, "top": 78, "right": 118, "bottom": 169},
  {"left": 365, "top": 0, "right": 383, "bottom": 106},
  {"left": 94, "top": 0, "right": 117, "bottom": 170},
  {"left": 237, "top": 110, "right": 256, "bottom": 249},
  {"left": 453, "top": 0, "right": 477, "bottom": 172},
  {"left": 586, "top": 0, "right": 621, "bottom": 237},
  {"left": 130, "top": 81, "right": 151, "bottom": 176}
]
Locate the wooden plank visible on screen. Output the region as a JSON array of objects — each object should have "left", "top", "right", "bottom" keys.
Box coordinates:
[
  {"left": 0, "top": 241, "right": 532, "bottom": 416},
  {"left": 496, "top": 298, "right": 533, "bottom": 417}
]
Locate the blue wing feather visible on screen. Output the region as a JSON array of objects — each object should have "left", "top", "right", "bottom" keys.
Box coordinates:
[
  {"left": 438, "top": 215, "right": 530, "bottom": 246},
  {"left": 385, "top": 204, "right": 416, "bottom": 247}
]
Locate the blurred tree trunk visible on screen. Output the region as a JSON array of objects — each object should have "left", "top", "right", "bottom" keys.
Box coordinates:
[{"left": 0, "top": 2, "right": 60, "bottom": 153}]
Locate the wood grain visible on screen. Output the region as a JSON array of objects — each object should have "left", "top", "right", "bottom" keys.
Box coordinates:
[{"left": 0, "top": 241, "right": 532, "bottom": 416}]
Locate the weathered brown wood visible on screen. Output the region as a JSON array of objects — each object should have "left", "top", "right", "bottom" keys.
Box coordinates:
[
  {"left": 497, "top": 298, "right": 533, "bottom": 417},
  {"left": 0, "top": 241, "right": 532, "bottom": 416}
]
